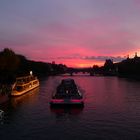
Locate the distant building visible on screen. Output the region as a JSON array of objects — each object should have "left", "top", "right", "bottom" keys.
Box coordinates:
[
  {"left": 134, "top": 52, "right": 138, "bottom": 58},
  {"left": 127, "top": 54, "right": 129, "bottom": 60}
]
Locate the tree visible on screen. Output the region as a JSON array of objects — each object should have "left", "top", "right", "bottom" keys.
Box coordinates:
[
  {"left": 104, "top": 59, "right": 114, "bottom": 71},
  {"left": 0, "top": 48, "right": 19, "bottom": 78}
]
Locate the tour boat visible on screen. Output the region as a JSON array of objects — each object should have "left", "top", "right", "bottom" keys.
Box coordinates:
[
  {"left": 50, "top": 79, "right": 84, "bottom": 106},
  {"left": 11, "top": 75, "right": 39, "bottom": 96}
]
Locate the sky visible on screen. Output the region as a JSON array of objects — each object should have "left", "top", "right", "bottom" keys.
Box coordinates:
[{"left": 0, "top": 0, "right": 140, "bottom": 67}]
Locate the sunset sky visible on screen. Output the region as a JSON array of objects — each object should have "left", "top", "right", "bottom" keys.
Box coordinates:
[{"left": 0, "top": 0, "right": 140, "bottom": 67}]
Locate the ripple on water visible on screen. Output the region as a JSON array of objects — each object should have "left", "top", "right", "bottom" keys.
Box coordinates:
[{"left": 1, "top": 76, "right": 140, "bottom": 139}]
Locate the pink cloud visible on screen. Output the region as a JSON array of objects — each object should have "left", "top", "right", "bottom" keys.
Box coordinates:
[{"left": 1, "top": 14, "right": 139, "bottom": 67}]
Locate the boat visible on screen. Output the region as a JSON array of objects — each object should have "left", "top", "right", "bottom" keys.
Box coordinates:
[
  {"left": 11, "top": 75, "right": 39, "bottom": 96},
  {"left": 0, "top": 84, "right": 11, "bottom": 104},
  {"left": 0, "top": 110, "right": 4, "bottom": 120},
  {"left": 50, "top": 79, "right": 84, "bottom": 107}
]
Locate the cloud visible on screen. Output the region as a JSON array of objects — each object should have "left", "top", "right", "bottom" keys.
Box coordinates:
[
  {"left": 57, "top": 55, "right": 125, "bottom": 62},
  {"left": 84, "top": 56, "right": 125, "bottom": 62},
  {"left": 0, "top": 0, "right": 140, "bottom": 67}
]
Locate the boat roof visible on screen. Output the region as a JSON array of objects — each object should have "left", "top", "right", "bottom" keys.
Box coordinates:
[
  {"left": 61, "top": 79, "right": 75, "bottom": 85},
  {"left": 16, "top": 75, "right": 35, "bottom": 80}
]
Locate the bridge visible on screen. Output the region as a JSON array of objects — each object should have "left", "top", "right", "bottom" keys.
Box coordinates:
[{"left": 65, "top": 67, "right": 94, "bottom": 76}]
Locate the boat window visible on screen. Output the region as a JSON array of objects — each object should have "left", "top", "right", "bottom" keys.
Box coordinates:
[
  {"left": 16, "top": 86, "right": 23, "bottom": 91},
  {"left": 33, "top": 81, "right": 38, "bottom": 84}
]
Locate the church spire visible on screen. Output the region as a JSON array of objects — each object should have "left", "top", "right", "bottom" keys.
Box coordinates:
[{"left": 135, "top": 52, "right": 138, "bottom": 58}]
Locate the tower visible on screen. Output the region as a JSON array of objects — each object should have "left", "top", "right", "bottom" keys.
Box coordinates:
[{"left": 135, "top": 52, "right": 138, "bottom": 58}]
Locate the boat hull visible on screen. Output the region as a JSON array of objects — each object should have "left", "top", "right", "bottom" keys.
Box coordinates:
[
  {"left": 50, "top": 98, "right": 84, "bottom": 107},
  {"left": 50, "top": 78, "right": 84, "bottom": 107},
  {"left": 11, "top": 83, "right": 39, "bottom": 96}
]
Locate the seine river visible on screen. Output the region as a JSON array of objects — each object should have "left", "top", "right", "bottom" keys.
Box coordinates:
[{"left": 1, "top": 75, "right": 140, "bottom": 140}]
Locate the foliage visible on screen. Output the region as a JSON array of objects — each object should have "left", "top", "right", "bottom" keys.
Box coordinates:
[
  {"left": 0, "top": 48, "right": 19, "bottom": 73},
  {"left": 0, "top": 48, "right": 67, "bottom": 83}
]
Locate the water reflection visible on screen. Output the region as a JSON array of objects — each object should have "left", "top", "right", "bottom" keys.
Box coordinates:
[
  {"left": 0, "top": 87, "right": 39, "bottom": 125},
  {"left": 1, "top": 76, "right": 140, "bottom": 139},
  {"left": 10, "top": 87, "right": 39, "bottom": 108},
  {"left": 50, "top": 106, "right": 84, "bottom": 115}
]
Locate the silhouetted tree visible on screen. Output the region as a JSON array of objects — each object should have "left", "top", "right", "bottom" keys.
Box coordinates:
[
  {"left": 0, "top": 48, "right": 68, "bottom": 82},
  {"left": 104, "top": 59, "right": 114, "bottom": 71},
  {"left": 0, "top": 48, "right": 20, "bottom": 83},
  {"left": 0, "top": 48, "right": 19, "bottom": 72},
  {"left": 93, "top": 65, "right": 99, "bottom": 72}
]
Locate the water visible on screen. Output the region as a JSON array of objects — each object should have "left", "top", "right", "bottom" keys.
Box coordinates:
[{"left": 1, "top": 76, "right": 140, "bottom": 139}]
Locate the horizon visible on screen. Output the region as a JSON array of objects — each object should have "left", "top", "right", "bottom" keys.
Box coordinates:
[
  {"left": 0, "top": 0, "right": 140, "bottom": 67},
  {"left": 2, "top": 47, "right": 139, "bottom": 69}
]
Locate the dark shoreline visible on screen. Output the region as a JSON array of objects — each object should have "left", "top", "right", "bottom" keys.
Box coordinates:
[{"left": 0, "top": 94, "right": 9, "bottom": 104}]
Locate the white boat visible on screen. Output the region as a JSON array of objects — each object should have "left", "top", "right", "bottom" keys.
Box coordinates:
[
  {"left": 0, "top": 110, "right": 4, "bottom": 120},
  {"left": 11, "top": 75, "right": 39, "bottom": 96}
]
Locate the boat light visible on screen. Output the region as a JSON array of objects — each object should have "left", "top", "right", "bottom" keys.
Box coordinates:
[
  {"left": 71, "top": 99, "right": 83, "bottom": 103},
  {"left": 51, "top": 99, "right": 64, "bottom": 103},
  {"left": 30, "top": 71, "right": 33, "bottom": 75}
]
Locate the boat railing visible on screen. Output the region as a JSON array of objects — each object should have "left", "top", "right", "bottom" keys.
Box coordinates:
[
  {"left": 16, "top": 75, "right": 37, "bottom": 82},
  {"left": 15, "top": 76, "right": 38, "bottom": 84}
]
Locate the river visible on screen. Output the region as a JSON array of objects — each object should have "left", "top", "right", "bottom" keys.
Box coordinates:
[{"left": 1, "top": 75, "right": 140, "bottom": 140}]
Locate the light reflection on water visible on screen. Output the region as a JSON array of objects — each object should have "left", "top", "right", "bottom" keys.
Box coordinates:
[{"left": 1, "top": 76, "right": 140, "bottom": 139}]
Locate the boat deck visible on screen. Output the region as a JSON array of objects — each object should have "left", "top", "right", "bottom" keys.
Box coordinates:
[{"left": 50, "top": 79, "right": 84, "bottom": 106}]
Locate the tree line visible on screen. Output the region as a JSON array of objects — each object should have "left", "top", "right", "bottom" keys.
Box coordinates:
[
  {"left": 1, "top": 48, "right": 140, "bottom": 83},
  {"left": 0, "top": 48, "right": 67, "bottom": 83}
]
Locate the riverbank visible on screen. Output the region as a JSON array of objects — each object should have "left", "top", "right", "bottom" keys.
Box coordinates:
[
  {"left": 0, "top": 94, "right": 9, "bottom": 104},
  {"left": 0, "top": 84, "right": 12, "bottom": 104}
]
